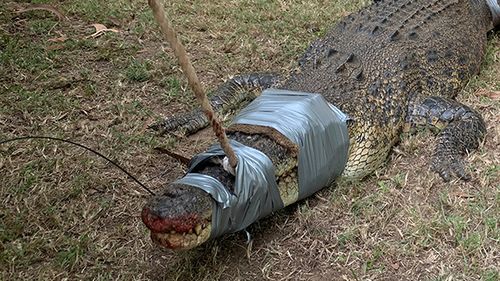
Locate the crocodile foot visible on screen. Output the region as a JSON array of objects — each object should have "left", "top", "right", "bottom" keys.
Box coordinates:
[
  {"left": 150, "top": 73, "right": 282, "bottom": 136},
  {"left": 408, "top": 96, "right": 486, "bottom": 182},
  {"left": 431, "top": 153, "right": 471, "bottom": 182}
]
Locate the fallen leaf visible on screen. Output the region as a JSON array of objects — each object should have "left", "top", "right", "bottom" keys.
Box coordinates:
[
  {"left": 87, "top": 23, "right": 120, "bottom": 38},
  {"left": 476, "top": 89, "right": 500, "bottom": 100},
  {"left": 92, "top": 23, "right": 108, "bottom": 33},
  {"left": 14, "top": 4, "right": 66, "bottom": 21}
]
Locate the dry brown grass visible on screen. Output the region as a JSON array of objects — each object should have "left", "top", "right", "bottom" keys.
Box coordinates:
[{"left": 1, "top": 0, "right": 498, "bottom": 280}]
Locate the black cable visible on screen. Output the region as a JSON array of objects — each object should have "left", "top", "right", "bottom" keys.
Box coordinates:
[{"left": 0, "top": 136, "right": 156, "bottom": 196}]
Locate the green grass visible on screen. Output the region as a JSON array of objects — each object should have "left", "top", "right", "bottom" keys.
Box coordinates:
[
  {"left": 125, "top": 59, "right": 151, "bottom": 82},
  {"left": 56, "top": 234, "right": 89, "bottom": 269},
  {"left": 1, "top": 35, "right": 52, "bottom": 76}
]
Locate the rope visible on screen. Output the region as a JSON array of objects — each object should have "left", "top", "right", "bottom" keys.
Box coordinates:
[{"left": 147, "top": 0, "right": 238, "bottom": 169}]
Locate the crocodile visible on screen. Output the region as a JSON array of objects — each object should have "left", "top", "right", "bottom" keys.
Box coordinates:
[{"left": 142, "top": 0, "right": 499, "bottom": 250}]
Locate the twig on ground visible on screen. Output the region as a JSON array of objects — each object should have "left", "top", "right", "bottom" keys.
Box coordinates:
[
  {"left": 13, "top": 3, "right": 67, "bottom": 21},
  {"left": 154, "top": 146, "right": 191, "bottom": 165}
]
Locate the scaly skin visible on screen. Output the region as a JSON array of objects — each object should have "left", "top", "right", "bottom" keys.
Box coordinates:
[
  {"left": 149, "top": 73, "right": 282, "bottom": 135},
  {"left": 142, "top": 0, "right": 497, "bottom": 250}
]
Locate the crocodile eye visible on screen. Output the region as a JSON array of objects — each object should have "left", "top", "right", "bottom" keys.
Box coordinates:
[{"left": 346, "top": 118, "right": 356, "bottom": 127}]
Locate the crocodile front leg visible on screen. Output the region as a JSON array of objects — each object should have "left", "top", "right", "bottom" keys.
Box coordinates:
[
  {"left": 408, "top": 96, "right": 486, "bottom": 181},
  {"left": 150, "top": 72, "right": 282, "bottom": 135}
]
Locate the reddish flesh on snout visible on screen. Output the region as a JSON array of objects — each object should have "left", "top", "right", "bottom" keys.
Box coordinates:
[{"left": 141, "top": 207, "right": 204, "bottom": 233}]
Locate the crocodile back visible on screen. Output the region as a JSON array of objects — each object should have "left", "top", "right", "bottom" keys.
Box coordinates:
[{"left": 281, "top": 0, "right": 493, "bottom": 178}]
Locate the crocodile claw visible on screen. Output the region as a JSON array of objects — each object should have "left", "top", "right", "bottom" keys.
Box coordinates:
[{"left": 431, "top": 153, "right": 471, "bottom": 182}]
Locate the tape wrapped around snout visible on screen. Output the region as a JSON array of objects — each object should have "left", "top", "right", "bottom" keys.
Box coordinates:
[
  {"left": 175, "top": 89, "right": 349, "bottom": 239},
  {"left": 175, "top": 140, "right": 283, "bottom": 238}
]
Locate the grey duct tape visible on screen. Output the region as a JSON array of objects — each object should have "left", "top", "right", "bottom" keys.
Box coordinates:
[
  {"left": 175, "top": 140, "right": 284, "bottom": 238},
  {"left": 487, "top": 0, "right": 500, "bottom": 26},
  {"left": 176, "top": 88, "right": 349, "bottom": 238},
  {"left": 174, "top": 173, "right": 234, "bottom": 209},
  {"left": 233, "top": 88, "right": 350, "bottom": 200}
]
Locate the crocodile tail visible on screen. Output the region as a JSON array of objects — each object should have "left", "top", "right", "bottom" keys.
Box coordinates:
[{"left": 150, "top": 73, "right": 282, "bottom": 135}]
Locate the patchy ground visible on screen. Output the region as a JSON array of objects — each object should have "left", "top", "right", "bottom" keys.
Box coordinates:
[{"left": 0, "top": 0, "right": 498, "bottom": 280}]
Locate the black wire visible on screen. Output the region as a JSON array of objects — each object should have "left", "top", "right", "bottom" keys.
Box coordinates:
[{"left": 0, "top": 136, "right": 156, "bottom": 196}]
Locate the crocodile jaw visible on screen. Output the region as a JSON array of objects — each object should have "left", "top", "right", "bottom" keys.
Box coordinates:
[
  {"left": 149, "top": 224, "right": 212, "bottom": 250},
  {"left": 141, "top": 183, "right": 213, "bottom": 250}
]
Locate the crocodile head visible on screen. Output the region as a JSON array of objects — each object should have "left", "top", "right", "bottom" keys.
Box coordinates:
[{"left": 141, "top": 183, "right": 213, "bottom": 250}]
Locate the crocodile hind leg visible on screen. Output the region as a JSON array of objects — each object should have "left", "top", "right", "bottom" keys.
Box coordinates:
[
  {"left": 150, "top": 73, "right": 282, "bottom": 135},
  {"left": 408, "top": 96, "right": 486, "bottom": 181}
]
